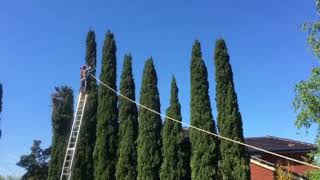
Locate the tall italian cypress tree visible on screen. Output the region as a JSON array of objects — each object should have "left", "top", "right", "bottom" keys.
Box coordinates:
[
  {"left": 137, "top": 58, "right": 162, "bottom": 180},
  {"left": 72, "top": 30, "right": 98, "bottom": 180},
  {"left": 116, "top": 54, "right": 138, "bottom": 180},
  {"left": 160, "top": 76, "right": 187, "bottom": 180},
  {"left": 48, "top": 86, "right": 74, "bottom": 180},
  {"left": 214, "top": 39, "right": 250, "bottom": 179},
  {"left": 190, "top": 40, "right": 220, "bottom": 180},
  {"left": 93, "top": 30, "right": 118, "bottom": 180}
]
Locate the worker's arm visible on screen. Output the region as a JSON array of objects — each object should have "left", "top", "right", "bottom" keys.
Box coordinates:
[{"left": 84, "top": 66, "right": 92, "bottom": 72}]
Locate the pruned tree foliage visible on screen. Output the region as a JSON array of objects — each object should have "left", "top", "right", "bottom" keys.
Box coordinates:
[{"left": 48, "top": 86, "right": 74, "bottom": 180}]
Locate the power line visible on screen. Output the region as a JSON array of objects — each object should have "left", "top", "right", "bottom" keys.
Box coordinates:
[{"left": 90, "top": 73, "right": 320, "bottom": 170}]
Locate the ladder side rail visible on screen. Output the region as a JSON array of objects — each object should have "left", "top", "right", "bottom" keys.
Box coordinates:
[
  {"left": 67, "top": 94, "right": 87, "bottom": 180},
  {"left": 60, "top": 92, "right": 83, "bottom": 180}
]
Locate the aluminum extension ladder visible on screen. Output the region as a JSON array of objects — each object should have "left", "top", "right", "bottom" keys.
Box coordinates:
[{"left": 60, "top": 92, "right": 87, "bottom": 180}]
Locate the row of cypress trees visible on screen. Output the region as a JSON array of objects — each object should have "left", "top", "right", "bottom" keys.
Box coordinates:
[{"left": 47, "top": 30, "right": 250, "bottom": 180}]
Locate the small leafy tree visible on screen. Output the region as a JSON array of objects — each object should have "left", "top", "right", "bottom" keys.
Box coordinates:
[
  {"left": 17, "top": 140, "right": 51, "bottom": 180},
  {"left": 303, "top": 0, "right": 320, "bottom": 59},
  {"left": 293, "top": 67, "right": 320, "bottom": 132},
  {"left": 293, "top": 0, "right": 320, "bottom": 166}
]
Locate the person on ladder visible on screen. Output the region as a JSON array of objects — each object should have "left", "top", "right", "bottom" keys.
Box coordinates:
[{"left": 80, "top": 65, "right": 91, "bottom": 93}]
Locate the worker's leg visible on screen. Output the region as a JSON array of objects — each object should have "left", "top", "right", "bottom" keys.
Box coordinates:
[{"left": 80, "top": 79, "right": 85, "bottom": 92}]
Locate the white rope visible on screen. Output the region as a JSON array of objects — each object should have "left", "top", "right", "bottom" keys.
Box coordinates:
[{"left": 90, "top": 73, "right": 320, "bottom": 170}]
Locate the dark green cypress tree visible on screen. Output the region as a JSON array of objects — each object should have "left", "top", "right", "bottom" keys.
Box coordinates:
[
  {"left": 71, "top": 30, "right": 98, "bottom": 180},
  {"left": 190, "top": 40, "right": 220, "bottom": 180},
  {"left": 160, "top": 76, "right": 187, "bottom": 180},
  {"left": 93, "top": 30, "right": 118, "bottom": 180},
  {"left": 48, "top": 86, "right": 74, "bottom": 180},
  {"left": 214, "top": 39, "right": 250, "bottom": 179},
  {"left": 137, "top": 58, "right": 162, "bottom": 180},
  {"left": 116, "top": 54, "right": 138, "bottom": 180},
  {"left": 181, "top": 131, "right": 191, "bottom": 180}
]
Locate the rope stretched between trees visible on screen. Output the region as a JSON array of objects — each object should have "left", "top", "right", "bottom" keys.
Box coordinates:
[{"left": 90, "top": 73, "right": 320, "bottom": 170}]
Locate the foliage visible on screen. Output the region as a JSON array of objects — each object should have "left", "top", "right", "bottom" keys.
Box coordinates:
[
  {"left": 137, "top": 58, "right": 162, "bottom": 180},
  {"left": 116, "top": 54, "right": 139, "bottom": 180},
  {"left": 17, "top": 140, "right": 51, "bottom": 180},
  {"left": 303, "top": 0, "right": 320, "bottom": 59},
  {"left": 48, "top": 86, "right": 74, "bottom": 180},
  {"left": 293, "top": 0, "right": 320, "bottom": 165},
  {"left": 160, "top": 77, "right": 188, "bottom": 180},
  {"left": 214, "top": 39, "right": 250, "bottom": 179},
  {"left": 72, "top": 30, "right": 98, "bottom": 180},
  {"left": 93, "top": 30, "right": 118, "bottom": 180},
  {"left": 307, "top": 169, "right": 320, "bottom": 180},
  {"left": 294, "top": 0, "right": 320, "bottom": 130},
  {"left": 275, "top": 162, "right": 294, "bottom": 180},
  {"left": 189, "top": 40, "right": 220, "bottom": 179},
  {"left": 293, "top": 67, "right": 320, "bottom": 130}
]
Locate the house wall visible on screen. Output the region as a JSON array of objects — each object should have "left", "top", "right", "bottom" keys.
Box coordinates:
[
  {"left": 258, "top": 152, "right": 315, "bottom": 175},
  {"left": 250, "top": 163, "right": 275, "bottom": 180}
]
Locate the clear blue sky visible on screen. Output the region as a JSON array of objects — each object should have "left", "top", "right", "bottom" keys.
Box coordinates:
[{"left": 0, "top": 0, "right": 318, "bottom": 176}]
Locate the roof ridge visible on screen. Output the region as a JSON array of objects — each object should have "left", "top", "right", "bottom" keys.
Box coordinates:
[{"left": 265, "top": 135, "right": 316, "bottom": 147}]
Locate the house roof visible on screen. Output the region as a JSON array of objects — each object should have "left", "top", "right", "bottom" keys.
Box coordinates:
[
  {"left": 182, "top": 129, "right": 317, "bottom": 153},
  {"left": 245, "top": 136, "right": 317, "bottom": 153}
]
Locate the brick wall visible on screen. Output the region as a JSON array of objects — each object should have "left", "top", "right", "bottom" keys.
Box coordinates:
[
  {"left": 250, "top": 163, "right": 275, "bottom": 180},
  {"left": 259, "top": 152, "right": 315, "bottom": 176}
]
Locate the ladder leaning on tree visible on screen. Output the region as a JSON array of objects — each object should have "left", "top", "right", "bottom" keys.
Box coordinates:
[{"left": 60, "top": 92, "right": 87, "bottom": 180}]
